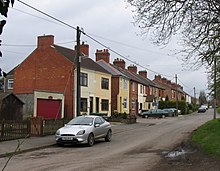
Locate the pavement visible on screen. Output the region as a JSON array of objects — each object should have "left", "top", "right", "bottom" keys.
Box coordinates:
[{"left": 0, "top": 122, "right": 128, "bottom": 158}]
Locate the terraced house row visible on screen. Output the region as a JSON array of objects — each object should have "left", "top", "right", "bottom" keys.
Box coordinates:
[{"left": 2, "top": 35, "right": 191, "bottom": 120}]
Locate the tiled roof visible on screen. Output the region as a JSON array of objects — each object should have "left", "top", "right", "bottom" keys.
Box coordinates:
[
  {"left": 111, "top": 65, "right": 160, "bottom": 88},
  {"left": 80, "top": 57, "right": 110, "bottom": 74},
  {"left": 112, "top": 65, "right": 141, "bottom": 83},
  {"left": 97, "top": 60, "right": 129, "bottom": 78},
  {"left": 53, "top": 45, "right": 110, "bottom": 74},
  {"left": 0, "top": 92, "right": 24, "bottom": 104},
  {"left": 53, "top": 45, "right": 76, "bottom": 62}
]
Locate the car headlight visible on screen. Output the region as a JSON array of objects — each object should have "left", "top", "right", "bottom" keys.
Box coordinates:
[
  {"left": 56, "top": 130, "right": 60, "bottom": 136},
  {"left": 77, "top": 130, "right": 85, "bottom": 135}
]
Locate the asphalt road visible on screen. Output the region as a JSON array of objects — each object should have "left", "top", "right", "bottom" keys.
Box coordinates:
[{"left": 0, "top": 110, "right": 213, "bottom": 171}]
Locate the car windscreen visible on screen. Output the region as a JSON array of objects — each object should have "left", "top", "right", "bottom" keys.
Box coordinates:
[{"left": 67, "top": 116, "right": 94, "bottom": 126}]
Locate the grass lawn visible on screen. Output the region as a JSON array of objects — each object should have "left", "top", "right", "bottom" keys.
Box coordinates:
[{"left": 192, "top": 119, "right": 220, "bottom": 159}]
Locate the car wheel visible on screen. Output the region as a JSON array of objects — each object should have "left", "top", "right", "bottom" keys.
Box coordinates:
[
  {"left": 162, "top": 115, "right": 166, "bottom": 118},
  {"left": 87, "top": 133, "right": 94, "bottom": 147},
  {"left": 142, "top": 115, "right": 145, "bottom": 118},
  {"left": 105, "top": 130, "right": 112, "bottom": 142}
]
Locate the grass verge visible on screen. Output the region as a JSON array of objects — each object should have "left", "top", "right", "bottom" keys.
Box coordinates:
[
  {"left": 217, "top": 107, "right": 220, "bottom": 114},
  {"left": 192, "top": 119, "right": 220, "bottom": 159}
]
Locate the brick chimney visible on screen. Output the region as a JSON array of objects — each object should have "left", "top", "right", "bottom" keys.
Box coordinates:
[
  {"left": 139, "top": 70, "right": 147, "bottom": 78},
  {"left": 95, "top": 49, "right": 110, "bottom": 63},
  {"left": 113, "top": 58, "right": 125, "bottom": 69},
  {"left": 161, "top": 77, "right": 168, "bottom": 84},
  {"left": 74, "top": 42, "right": 89, "bottom": 56},
  {"left": 80, "top": 42, "right": 89, "bottom": 56},
  {"left": 128, "top": 65, "right": 137, "bottom": 73},
  {"left": 37, "top": 35, "right": 54, "bottom": 49},
  {"left": 155, "top": 75, "right": 162, "bottom": 81}
]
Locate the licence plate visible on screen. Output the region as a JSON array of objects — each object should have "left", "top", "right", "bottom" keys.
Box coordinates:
[{"left": 62, "top": 137, "right": 73, "bottom": 140}]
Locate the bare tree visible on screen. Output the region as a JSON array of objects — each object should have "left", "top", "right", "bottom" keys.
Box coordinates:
[{"left": 127, "top": 0, "right": 220, "bottom": 68}]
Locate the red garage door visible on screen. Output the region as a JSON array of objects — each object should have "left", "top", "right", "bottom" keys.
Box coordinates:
[{"left": 37, "top": 99, "right": 61, "bottom": 119}]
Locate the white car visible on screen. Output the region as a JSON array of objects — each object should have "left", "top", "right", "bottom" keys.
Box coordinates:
[{"left": 55, "top": 115, "right": 112, "bottom": 146}]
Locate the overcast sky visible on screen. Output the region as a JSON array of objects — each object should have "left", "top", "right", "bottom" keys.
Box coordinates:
[{"left": 0, "top": 0, "right": 208, "bottom": 97}]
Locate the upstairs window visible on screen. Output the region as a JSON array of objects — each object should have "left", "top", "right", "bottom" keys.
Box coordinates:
[
  {"left": 101, "top": 78, "right": 109, "bottom": 90},
  {"left": 140, "top": 85, "right": 143, "bottom": 94},
  {"left": 124, "top": 79, "right": 128, "bottom": 89},
  {"left": 132, "top": 82, "right": 135, "bottom": 91},
  {"left": 149, "top": 86, "right": 153, "bottom": 95},
  {"left": 80, "top": 73, "right": 88, "bottom": 86},
  {"left": 120, "top": 78, "right": 122, "bottom": 88},
  {"left": 8, "top": 79, "right": 14, "bottom": 89}
]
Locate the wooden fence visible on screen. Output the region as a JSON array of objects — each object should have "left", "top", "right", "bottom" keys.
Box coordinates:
[
  {"left": 0, "top": 117, "right": 70, "bottom": 141},
  {"left": 0, "top": 120, "right": 30, "bottom": 141}
]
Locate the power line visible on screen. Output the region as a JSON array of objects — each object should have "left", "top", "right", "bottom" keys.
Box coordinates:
[
  {"left": 88, "top": 33, "right": 173, "bottom": 56},
  {"left": 1, "top": 50, "right": 27, "bottom": 55},
  {"left": 177, "top": 78, "right": 191, "bottom": 89},
  {"left": 12, "top": 5, "right": 174, "bottom": 57},
  {"left": 2, "top": 39, "right": 76, "bottom": 47},
  {"left": 11, "top": 7, "right": 66, "bottom": 27},
  {"left": 16, "top": 1, "right": 177, "bottom": 79},
  {"left": 2, "top": 43, "right": 35, "bottom": 47},
  {"left": 17, "top": 0, "right": 77, "bottom": 31}
]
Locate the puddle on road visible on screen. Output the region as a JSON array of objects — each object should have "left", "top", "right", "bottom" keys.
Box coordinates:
[
  {"left": 162, "top": 145, "right": 196, "bottom": 162},
  {"left": 164, "top": 149, "right": 186, "bottom": 158}
]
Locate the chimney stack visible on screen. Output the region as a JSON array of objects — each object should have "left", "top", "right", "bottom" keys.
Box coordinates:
[
  {"left": 74, "top": 42, "right": 89, "bottom": 56},
  {"left": 95, "top": 49, "right": 110, "bottom": 63},
  {"left": 128, "top": 65, "right": 137, "bottom": 73},
  {"left": 79, "top": 42, "right": 89, "bottom": 56},
  {"left": 37, "top": 35, "right": 54, "bottom": 49},
  {"left": 155, "top": 75, "right": 161, "bottom": 81},
  {"left": 139, "top": 70, "right": 148, "bottom": 78},
  {"left": 113, "top": 58, "right": 125, "bottom": 69}
]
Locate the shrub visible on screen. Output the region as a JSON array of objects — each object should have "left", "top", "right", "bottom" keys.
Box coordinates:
[{"left": 158, "top": 100, "right": 188, "bottom": 115}]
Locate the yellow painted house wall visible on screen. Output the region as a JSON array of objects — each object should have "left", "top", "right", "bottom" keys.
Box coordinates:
[
  {"left": 117, "top": 77, "right": 129, "bottom": 114},
  {"left": 95, "top": 71, "right": 111, "bottom": 116},
  {"left": 80, "top": 68, "right": 111, "bottom": 116}
]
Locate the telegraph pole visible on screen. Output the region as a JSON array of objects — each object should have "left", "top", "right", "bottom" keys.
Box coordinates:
[
  {"left": 76, "top": 26, "right": 81, "bottom": 117},
  {"left": 193, "top": 87, "right": 196, "bottom": 105},
  {"left": 175, "top": 74, "right": 178, "bottom": 114}
]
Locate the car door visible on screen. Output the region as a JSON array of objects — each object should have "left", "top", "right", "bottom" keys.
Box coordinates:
[{"left": 93, "top": 117, "right": 105, "bottom": 138}]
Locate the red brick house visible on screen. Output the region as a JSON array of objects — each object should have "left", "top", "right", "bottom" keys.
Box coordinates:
[
  {"left": 12, "top": 35, "right": 109, "bottom": 119},
  {"left": 153, "top": 75, "right": 185, "bottom": 101}
]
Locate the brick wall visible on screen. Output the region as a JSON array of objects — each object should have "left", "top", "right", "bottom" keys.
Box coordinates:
[{"left": 14, "top": 45, "right": 75, "bottom": 119}]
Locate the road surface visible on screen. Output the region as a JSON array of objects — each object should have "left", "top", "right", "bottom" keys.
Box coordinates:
[{"left": 0, "top": 111, "right": 213, "bottom": 171}]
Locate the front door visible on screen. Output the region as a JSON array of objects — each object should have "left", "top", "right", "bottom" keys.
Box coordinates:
[
  {"left": 96, "top": 97, "right": 99, "bottom": 113},
  {"left": 90, "top": 97, "right": 93, "bottom": 114}
]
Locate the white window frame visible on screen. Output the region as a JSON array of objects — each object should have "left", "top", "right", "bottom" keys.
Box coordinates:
[
  {"left": 8, "top": 79, "right": 14, "bottom": 89},
  {"left": 124, "top": 79, "right": 128, "bottom": 89},
  {"left": 132, "top": 82, "right": 135, "bottom": 91}
]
